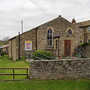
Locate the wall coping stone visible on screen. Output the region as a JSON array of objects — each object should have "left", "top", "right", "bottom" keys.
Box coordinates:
[{"left": 30, "top": 58, "right": 90, "bottom": 62}]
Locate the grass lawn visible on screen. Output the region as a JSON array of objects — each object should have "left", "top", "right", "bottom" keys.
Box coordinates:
[
  {"left": 0, "top": 56, "right": 29, "bottom": 80},
  {"left": 0, "top": 80, "right": 90, "bottom": 90},
  {"left": 0, "top": 56, "right": 29, "bottom": 68},
  {"left": 0, "top": 56, "right": 90, "bottom": 90}
]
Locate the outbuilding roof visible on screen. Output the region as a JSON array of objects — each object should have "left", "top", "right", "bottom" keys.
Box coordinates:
[{"left": 77, "top": 20, "right": 90, "bottom": 27}]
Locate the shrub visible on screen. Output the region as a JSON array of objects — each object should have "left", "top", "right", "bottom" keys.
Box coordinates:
[
  {"left": 80, "top": 43, "right": 89, "bottom": 47},
  {"left": 73, "top": 43, "right": 89, "bottom": 58},
  {"left": 32, "top": 50, "right": 55, "bottom": 60}
]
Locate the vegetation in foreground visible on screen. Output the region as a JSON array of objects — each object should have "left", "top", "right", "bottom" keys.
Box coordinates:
[
  {"left": 0, "top": 56, "right": 29, "bottom": 68},
  {"left": 0, "top": 80, "right": 90, "bottom": 90},
  {"left": 0, "top": 56, "right": 29, "bottom": 80},
  {"left": 32, "top": 50, "right": 56, "bottom": 60},
  {"left": 0, "top": 56, "right": 90, "bottom": 90}
]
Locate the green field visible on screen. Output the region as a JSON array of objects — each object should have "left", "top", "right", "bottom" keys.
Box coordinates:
[
  {"left": 0, "top": 80, "right": 90, "bottom": 90},
  {"left": 0, "top": 56, "right": 90, "bottom": 90},
  {"left": 0, "top": 56, "right": 29, "bottom": 68},
  {"left": 0, "top": 56, "right": 29, "bottom": 80}
]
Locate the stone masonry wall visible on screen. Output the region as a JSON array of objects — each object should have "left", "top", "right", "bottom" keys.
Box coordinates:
[{"left": 30, "top": 59, "right": 90, "bottom": 79}]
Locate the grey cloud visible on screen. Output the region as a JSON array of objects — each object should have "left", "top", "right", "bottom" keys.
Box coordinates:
[{"left": 0, "top": 0, "right": 89, "bottom": 40}]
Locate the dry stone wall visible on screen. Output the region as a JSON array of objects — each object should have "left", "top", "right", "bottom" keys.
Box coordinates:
[{"left": 30, "top": 59, "right": 90, "bottom": 79}]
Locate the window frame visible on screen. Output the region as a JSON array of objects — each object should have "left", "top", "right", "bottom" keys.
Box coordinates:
[
  {"left": 47, "top": 29, "right": 53, "bottom": 47},
  {"left": 66, "top": 27, "right": 73, "bottom": 35}
]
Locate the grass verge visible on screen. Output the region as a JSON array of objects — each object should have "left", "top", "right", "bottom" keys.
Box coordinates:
[{"left": 0, "top": 80, "right": 90, "bottom": 90}]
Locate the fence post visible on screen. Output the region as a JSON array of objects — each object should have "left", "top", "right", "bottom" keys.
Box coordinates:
[
  {"left": 27, "top": 68, "right": 28, "bottom": 79},
  {"left": 12, "top": 68, "right": 15, "bottom": 80}
]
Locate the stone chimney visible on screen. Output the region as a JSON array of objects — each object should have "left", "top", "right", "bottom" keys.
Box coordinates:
[{"left": 72, "top": 18, "right": 76, "bottom": 24}]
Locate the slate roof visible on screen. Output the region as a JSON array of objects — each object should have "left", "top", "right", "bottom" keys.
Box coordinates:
[
  {"left": 77, "top": 20, "right": 90, "bottom": 27},
  {"left": 9, "top": 16, "right": 71, "bottom": 40}
]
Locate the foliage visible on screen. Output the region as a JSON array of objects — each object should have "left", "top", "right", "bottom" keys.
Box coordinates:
[
  {"left": 32, "top": 50, "right": 55, "bottom": 60},
  {"left": 0, "top": 48, "right": 8, "bottom": 56},
  {"left": 16, "top": 56, "right": 26, "bottom": 61},
  {"left": 0, "top": 40, "right": 8, "bottom": 46},
  {"left": 1, "top": 51, "right": 6, "bottom": 56},
  {"left": 80, "top": 43, "right": 89, "bottom": 47},
  {"left": 74, "top": 43, "right": 90, "bottom": 58}
]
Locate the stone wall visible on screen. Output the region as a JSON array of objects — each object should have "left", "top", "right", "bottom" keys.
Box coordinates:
[
  {"left": 20, "top": 29, "right": 37, "bottom": 57},
  {"left": 85, "top": 45, "right": 90, "bottom": 58},
  {"left": 8, "top": 29, "right": 37, "bottom": 60},
  {"left": 8, "top": 37, "right": 18, "bottom": 61},
  {"left": 8, "top": 40, "right": 12, "bottom": 58},
  {"left": 30, "top": 59, "right": 90, "bottom": 79}
]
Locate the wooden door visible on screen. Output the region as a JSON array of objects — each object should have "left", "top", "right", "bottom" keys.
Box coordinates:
[{"left": 64, "top": 40, "right": 71, "bottom": 56}]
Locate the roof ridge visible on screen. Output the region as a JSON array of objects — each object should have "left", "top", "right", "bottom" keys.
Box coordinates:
[{"left": 78, "top": 20, "right": 90, "bottom": 24}]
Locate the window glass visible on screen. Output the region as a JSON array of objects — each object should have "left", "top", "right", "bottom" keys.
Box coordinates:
[
  {"left": 56, "top": 40, "right": 58, "bottom": 49},
  {"left": 88, "top": 40, "right": 90, "bottom": 43},
  {"left": 68, "top": 29, "right": 72, "bottom": 35},
  {"left": 47, "top": 29, "right": 53, "bottom": 47},
  {"left": 88, "top": 26, "right": 90, "bottom": 31}
]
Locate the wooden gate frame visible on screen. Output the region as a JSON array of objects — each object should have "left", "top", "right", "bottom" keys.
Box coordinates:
[{"left": 0, "top": 68, "right": 29, "bottom": 81}]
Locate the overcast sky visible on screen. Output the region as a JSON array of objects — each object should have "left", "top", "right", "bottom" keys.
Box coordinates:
[{"left": 0, "top": 0, "right": 90, "bottom": 40}]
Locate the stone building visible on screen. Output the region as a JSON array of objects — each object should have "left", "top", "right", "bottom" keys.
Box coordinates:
[
  {"left": 8, "top": 16, "right": 89, "bottom": 60},
  {"left": 78, "top": 20, "right": 90, "bottom": 43}
]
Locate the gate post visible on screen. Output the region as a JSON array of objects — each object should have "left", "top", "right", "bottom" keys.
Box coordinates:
[{"left": 12, "top": 68, "right": 15, "bottom": 80}]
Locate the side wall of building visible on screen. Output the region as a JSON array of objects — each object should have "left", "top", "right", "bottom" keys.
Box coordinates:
[
  {"left": 8, "top": 40, "right": 12, "bottom": 58},
  {"left": 20, "top": 29, "right": 37, "bottom": 57},
  {"left": 8, "top": 37, "right": 18, "bottom": 61},
  {"left": 8, "top": 29, "right": 37, "bottom": 60}
]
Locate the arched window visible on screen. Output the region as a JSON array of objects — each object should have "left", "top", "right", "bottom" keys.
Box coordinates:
[
  {"left": 47, "top": 29, "right": 53, "bottom": 47},
  {"left": 67, "top": 29, "right": 72, "bottom": 35}
]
